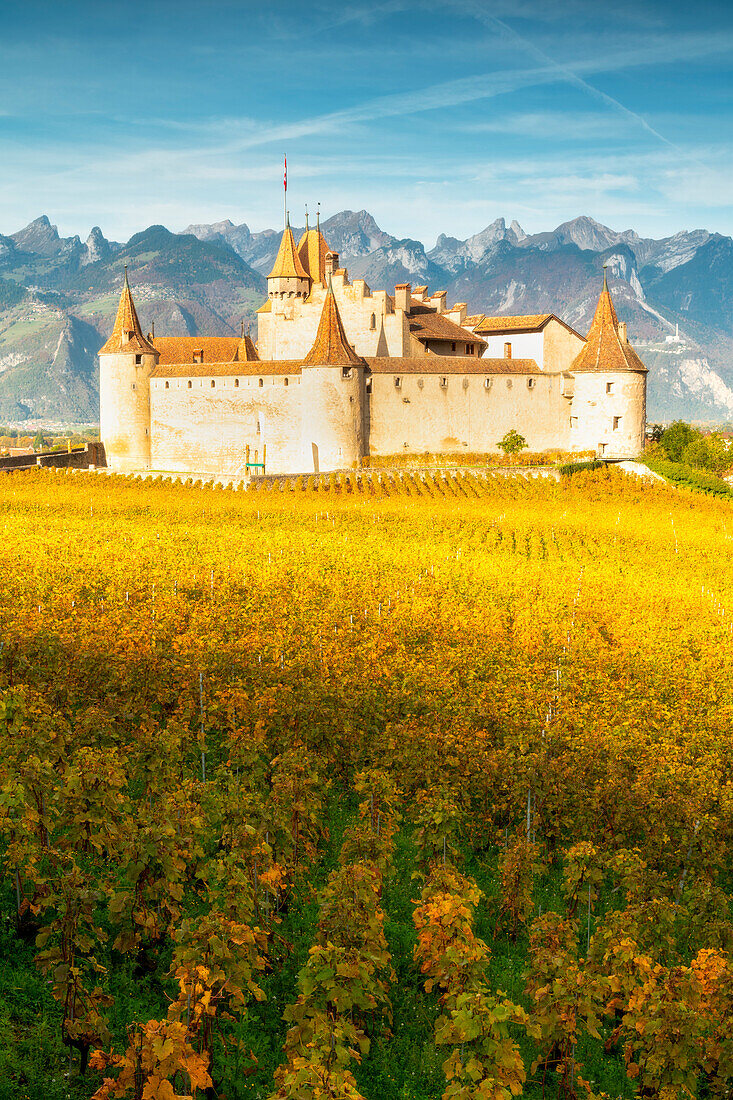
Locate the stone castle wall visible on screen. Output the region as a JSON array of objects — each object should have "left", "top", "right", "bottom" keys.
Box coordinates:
[{"left": 368, "top": 370, "right": 570, "bottom": 456}]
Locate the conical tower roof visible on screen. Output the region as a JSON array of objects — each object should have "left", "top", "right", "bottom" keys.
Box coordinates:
[
  {"left": 99, "top": 269, "right": 156, "bottom": 355},
  {"left": 297, "top": 227, "right": 330, "bottom": 285},
  {"left": 302, "top": 282, "right": 366, "bottom": 367},
  {"left": 570, "top": 271, "right": 647, "bottom": 374},
  {"left": 268, "top": 222, "right": 309, "bottom": 280}
]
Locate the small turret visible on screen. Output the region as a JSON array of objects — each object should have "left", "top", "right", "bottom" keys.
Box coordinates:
[
  {"left": 300, "top": 281, "right": 368, "bottom": 473},
  {"left": 99, "top": 268, "right": 159, "bottom": 471},
  {"left": 267, "top": 217, "right": 310, "bottom": 302}
]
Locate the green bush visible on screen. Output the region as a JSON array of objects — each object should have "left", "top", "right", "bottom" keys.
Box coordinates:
[
  {"left": 559, "top": 459, "right": 605, "bottom": 477},
  {"left": 643, "top": 456, "right": 733, "bottom": 497}
]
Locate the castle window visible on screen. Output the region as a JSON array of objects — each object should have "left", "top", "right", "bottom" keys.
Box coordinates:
[
  {"left": 135, "top": 354, "right": 143, "bottom": 366},
  {"left": 211, "top": 380, "right": 215, "bottom": 387},
  {"left": 343, "top": 367, "right": 353, "bottom": 379},
  {"left": 484, "top": 377, "right": 492, "bottom": 390},
  {"left": 258, "top": 378, "right": 263, "bottom": 387},
  {"left": 570, "top": 415, "right": 578, "bottom": 428},
  {"left": 366, "top": 377, "right": 372, "bottom": 394},
  {"left": 284, "top": 377, "right": 289, "bottom": 386},
  {"left": 165, "top": 381, "right": 169, "bottom": 389},
  {"left": 504, "top": 342, "right": 512, "bottom": 359},
  {"left": 607, "top": 382, "right": 615, "bottom": 394},
  {"left": 131, "top": 383, "right": 136, "bottom": 390},
  {"left": 440, "top": 376, "right": 448, "bottom": 389},
  {"left": 613, "top": 416, "right": 622, "bottom": 430},
  {"left": 506, "top": 379, "right": 513, "bottom": 389},
  {"left": 394, "top": 376, "right": 401, "bottom": 389},
  {"left": 465, "top": 344, "right": 474, "bottom": 355},
  {"left": 235, "top": 378, "right": 239, "bottom": 387},
  {"left": 527, "top": 378, "right": 535, "bottom": 389},
  {"left": 187, "top": 380, "right": 192, "bottom": 388},
  {"left": 451, "top": 342, "right": 456, "bottom": 352},
  {"left": 370, "top": 313, "right": 376, "bottom": 330}
]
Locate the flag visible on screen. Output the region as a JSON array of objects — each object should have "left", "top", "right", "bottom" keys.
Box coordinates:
[{"left": 284, "top": 155, "right": 287, "bottom": 193}]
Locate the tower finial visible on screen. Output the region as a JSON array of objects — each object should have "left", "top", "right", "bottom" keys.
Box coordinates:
[
  {"left": 602, "top": 262, "right": 608, "bottom": 290},
  {"left": 241, "top": 319, "right": 245, "bottom": 338},
  {"left": 305, "top": 203, "right": 309, "bottom": 232},
  {"left": 124, "top": 263, "right": 129, "bottom": 287},
  {"left": 317, "top": 202, "right": 320, "bottom": 234}
]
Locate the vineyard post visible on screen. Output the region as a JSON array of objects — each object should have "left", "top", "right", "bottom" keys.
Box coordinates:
[{"left": 199, "top": 672, "right": 206, "bottom": 782}]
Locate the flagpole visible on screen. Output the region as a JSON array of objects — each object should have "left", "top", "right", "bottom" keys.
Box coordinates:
[{"left": 283, "top": 154, "right": 287, "bottom": 228}]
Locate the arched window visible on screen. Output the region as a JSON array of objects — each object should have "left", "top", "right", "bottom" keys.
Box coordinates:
[{"left": 370, "top": 313, "right": 376, "bottom": 330}]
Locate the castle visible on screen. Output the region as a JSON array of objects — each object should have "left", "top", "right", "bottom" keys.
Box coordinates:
[{"left": 99, "top": 217, "right": 647, "bottom": 475}]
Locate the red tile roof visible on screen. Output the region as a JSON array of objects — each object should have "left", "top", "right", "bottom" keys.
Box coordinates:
[
  {"left": 407, "top": 302, "right": 487, "bottom": 348},
  {"left": 268, "top": 224, "right": 309, "bottom": 280},
  {"left": 98, "top": 271, "right": 156, "bottom": 355},
  {"left": 302, "top": 285, "right": 366, "bottom": 368},
  {"left": 569, "top": 277, "right": 647, "bottom": 374},
  {"left": 151, "top": 336, "right": 259, "bottom": 365},
  {"left": 367, "top": 356, "right": 538, "bottom": 375}
]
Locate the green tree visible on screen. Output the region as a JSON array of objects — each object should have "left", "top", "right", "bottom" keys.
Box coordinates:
[
  {"left": 659, "top": 421, "right": 700, "bottom": 462},
  {"left": 497, "top": 430, "right": 528, "bottom": 459}
]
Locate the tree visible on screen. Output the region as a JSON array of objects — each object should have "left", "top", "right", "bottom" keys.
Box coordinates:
[
  {"left": 497, "top": 430, "right": 527, "bottom": 459},
  {"left": 659, "top": 421, "right": 700, "bottom": 462}
]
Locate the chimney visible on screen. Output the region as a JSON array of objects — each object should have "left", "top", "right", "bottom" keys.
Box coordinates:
[
  {"left": 325, "top": 251, "right": 338, "bottom": 279},
  {"left": 431, "top": 290, "right": 447, "bottom": 315},
  {"left": 618, "top": 322, "right": 628, "bottom": 344},
  {"left": 395, "top": 283, "right": 411, "bottom": 313}
]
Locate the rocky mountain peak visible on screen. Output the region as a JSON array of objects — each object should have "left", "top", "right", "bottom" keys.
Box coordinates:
[
  {"left": 82, "top": 226, "right": 111, "bottom": 266},
  {"left": 11, "top": 215, "right": 64, "bottom": 256},
  {"left": 320, "top": 210, "right": 395, "bottom": 257}
]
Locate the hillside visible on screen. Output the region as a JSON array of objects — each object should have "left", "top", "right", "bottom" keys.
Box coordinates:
[
  {"left": 0, "top": 210, "right": 731, "bottom": 423},
  {"left": 2, "top": 468, "right": 733, "bottom": 1099}
]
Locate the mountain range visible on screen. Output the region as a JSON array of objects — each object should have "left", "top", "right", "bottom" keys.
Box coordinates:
[{"left": 0, "top": 209, "right": 731, "bottom": 425}]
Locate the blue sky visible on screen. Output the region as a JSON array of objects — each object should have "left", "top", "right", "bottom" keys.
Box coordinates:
[{"left": 0, "top": 0, "right": 731, "bottom": 245}]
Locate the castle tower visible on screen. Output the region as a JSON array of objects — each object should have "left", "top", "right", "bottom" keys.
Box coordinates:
[
  {"left": 297, "top": 225, "right": 330, "bottom": 286},
  {"left": 568, "top": 270, "right": 647, "bottom": 458},
  {"left": 300, "top": 281, "right": 368, "bottom": 473},
  {"left": 267, "top": 217, "right": 310, "bottom": 308},
  {"left": 98, "top": 269, "right": 158, "bottom": 471}
]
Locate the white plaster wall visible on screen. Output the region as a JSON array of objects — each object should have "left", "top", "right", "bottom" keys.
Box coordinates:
[
  {"left": 368, "top": 371, "right": 570, "bottom": 455},
  {"left": 300, "top": 365, "right": 367, "bottom": 472},
  {"left": 149, "top": 373, "right": 303, "bottom": 475},
  {"left": 481, "top": 331, "right": 544, "bottom": 368},
  {"left": 569, "top": 372, "right": 646, "bottom": 458},
  {"left": 258, "top": 282, "right": 411, "bottom": 361},
  {"left": 100, "top": 351, "right": 156, "bottom": 471}
]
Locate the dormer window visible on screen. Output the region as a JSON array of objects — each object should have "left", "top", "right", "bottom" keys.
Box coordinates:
[{"left": 193, "top": 350, "right": 203, "bottom": 364}]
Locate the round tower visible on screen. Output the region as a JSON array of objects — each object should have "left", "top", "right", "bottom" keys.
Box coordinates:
[
  {"left": 568, "top": 271, "right": 647, "bottom": 458},
  {"left": 98, "top": 269, "right": 158, "bottom": 471},
  {"left": 300, "top": 281, "right": 368, "bottom": 473}
]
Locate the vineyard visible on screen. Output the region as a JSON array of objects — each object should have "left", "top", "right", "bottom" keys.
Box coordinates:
[{"left": 1, "top": 466, "right": 733, "bottom": 1100}]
